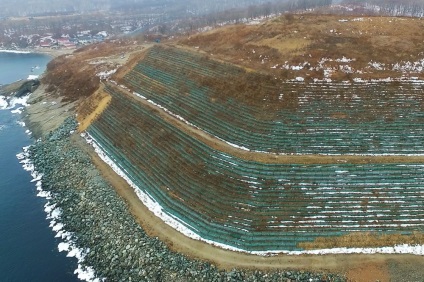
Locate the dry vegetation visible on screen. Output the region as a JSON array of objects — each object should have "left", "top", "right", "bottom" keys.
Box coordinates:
[
  {"left": 41, "top": 38, "right": 149, "bottom": 132},
  {"left": 180, "top": 14, "right": 424, "bottom": 81},
  {"left": 299, "top": 232, "right": 424, "bottom": 250},
  {"left": 42, "top": 39, "right": 145, "bottom": 102},
  {"left": 42, "top": 53, "right": 100, "bottom": 101}
]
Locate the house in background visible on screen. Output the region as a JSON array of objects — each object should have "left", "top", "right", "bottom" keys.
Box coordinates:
[
  {"left": 57, "top": 37, "right": 76, "bottom": 48},
  {"left": 39, "top": 36, "right": 55, "bottom": 48}
]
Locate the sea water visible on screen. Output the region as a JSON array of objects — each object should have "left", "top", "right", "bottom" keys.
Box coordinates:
[{"left": 0, "top": 52, "right": 79, "bottom": 281}]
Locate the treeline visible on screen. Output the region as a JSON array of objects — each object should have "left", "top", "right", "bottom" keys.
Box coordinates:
[
  {"left": 0, "top": 0, "right": 332, "bottom": 18},
  {"left": 341, "top": 0, "right": 424, "bottom": 17},
  {"left": 169, "top": 0, "right": 333, "bottom": 34},
  {"left": 0, "top": 0, "right": 287, "bottom": 18},
  {"left": 288, "top": 0, "right": 333, "bottom": 10}
]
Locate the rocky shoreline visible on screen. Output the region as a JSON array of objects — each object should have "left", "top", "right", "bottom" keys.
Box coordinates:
[{"left": 23, "top": 117, "right": 346, "bottom": 281}]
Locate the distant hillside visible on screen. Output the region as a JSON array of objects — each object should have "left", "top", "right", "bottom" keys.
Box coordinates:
[
  {"left": 341, "top": 0, "right": 424, "bottom": 16},
  {"left": 0, "top": 0, "right": 298, "bottom": 18}
]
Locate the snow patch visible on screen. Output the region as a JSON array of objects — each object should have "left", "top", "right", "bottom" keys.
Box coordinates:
[
  {"left": 27, "top": 75, "right": 39, "bottom": 80},
  {"left": 96, "top": 69, "right": 117, "bottom": 80}
]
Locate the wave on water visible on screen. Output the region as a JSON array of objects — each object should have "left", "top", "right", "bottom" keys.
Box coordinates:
[
  {"left": 0, "top": 49, "right": 31, "bottom": 54},
  {"left": 7, "top": 92, "right": 100, "bottom": 281},
  {"left": 17, "top": 146, "right": 101, "bottom": 282},
  {"left": 0, "top": 94, "right": 31, "bottom": 110},
  {"left": 1, "top": 94, "right": 32, "bottom": 135},
  {"left": 27, "top": 75, "right": 39, "bottom": 80},
  {"left": 0, "top": 96, "right": 8, "bottom": 109}
]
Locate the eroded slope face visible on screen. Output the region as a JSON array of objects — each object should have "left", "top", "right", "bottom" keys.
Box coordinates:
[{"left": 180, "top": 14, "right": 424, "bottom": 82}]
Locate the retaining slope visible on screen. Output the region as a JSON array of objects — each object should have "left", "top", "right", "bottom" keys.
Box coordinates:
[
  {"left": 87, "top": 85, "right": 424, "bottom": 252},
  {"left": 123, "top": 45, "right": 424, "bottom": 155}
]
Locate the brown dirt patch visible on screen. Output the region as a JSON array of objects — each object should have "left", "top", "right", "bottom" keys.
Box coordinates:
[
  {"left": 346, "top": 261, "right": 390, "bottom": 282},
  {"left": 42, "top": 40, "right": 150, "bottom": 103},
  {"left": 77, "top": 85, "right": 111, "bottom": 132},
  {"left": 112, "top": 45, "right": 152, "bottom": 82}
]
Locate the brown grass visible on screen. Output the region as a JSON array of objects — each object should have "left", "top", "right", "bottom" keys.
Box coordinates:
[
  {"left": 299, "top": 232, "right": 424, "bottom": 250},
  {"left": 42, "top": 39, "right": 146, "bottom": 102},
  {"left": 180, "top": 14, "right": 424, "bottom": 81},
  {"left": 42, "top": 53, "right": 100, "bottom": 102}
]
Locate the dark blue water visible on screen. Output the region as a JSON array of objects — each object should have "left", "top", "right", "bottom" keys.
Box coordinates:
[
  {"left": 0, "top": 52, "right": 79, "bottom": 282},
  {"left": 0, "top": 52, "right": 50, "bottom": 85}
]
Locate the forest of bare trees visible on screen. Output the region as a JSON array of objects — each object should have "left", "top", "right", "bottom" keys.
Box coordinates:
[
  {"left": 342, "top": 0, "right": 424, "bottom": 17},
  {"left": 0, "top": 0, "right": 335, "bottom": 18}
]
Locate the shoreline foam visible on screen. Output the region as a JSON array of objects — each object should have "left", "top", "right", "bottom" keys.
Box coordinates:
[
  {"left": 6, "top": 95, "right": 98, "bottom": 282},
  {"left": 18, "top": 144, "right": 100, "bottom": 282},
  {"left": 0, "top": 49, "right": 31, "bottom": 54}
]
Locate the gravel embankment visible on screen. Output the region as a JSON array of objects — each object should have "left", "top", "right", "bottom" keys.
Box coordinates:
[{"left": 27, "top": 117, "right": 346, "bottom": 282}]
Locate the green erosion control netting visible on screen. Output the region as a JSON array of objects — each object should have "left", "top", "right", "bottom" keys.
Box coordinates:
[
  {"left": 88, "top": 86, "right": 424, "bottom": 252},
  {"left": 123, "top": 45, "right": 424, "bottom": 155}
]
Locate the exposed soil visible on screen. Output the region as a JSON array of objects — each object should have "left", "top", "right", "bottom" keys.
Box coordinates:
[
  {"left": 77, "top": 85, "right": 111, "bottom": 131},
  {"left": 346, "top": 261, "right": 390, "bottom": 282}
]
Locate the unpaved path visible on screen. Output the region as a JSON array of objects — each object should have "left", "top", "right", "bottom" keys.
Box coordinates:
[
  {"left": 73, "top": 133, "right": 424, "bottom": 281},
  {"left": 106, "top": 81, "right": 424, "bottom": 165}
]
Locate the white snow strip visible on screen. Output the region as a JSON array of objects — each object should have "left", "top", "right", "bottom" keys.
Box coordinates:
[
  {"left": 83, "top": 132, "right": 424, "bottom": 256},
  {"left": 96, "top": 69, "right": 117, "bottom": 80}
]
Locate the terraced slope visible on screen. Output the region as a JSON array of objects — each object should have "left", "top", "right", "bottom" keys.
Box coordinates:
[
  {"left": 87, "top": 85, "right": 424, "bottom": 252},
  {"left": 123, "top": 45, "right": 424, "bottom": 155}
]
